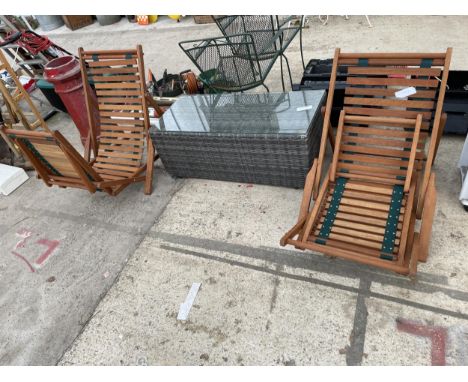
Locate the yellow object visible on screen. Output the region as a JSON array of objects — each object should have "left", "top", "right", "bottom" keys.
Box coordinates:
[
  {"left": 168, "top": 15, "right": 181, "bottom": 21},
  {"left": 149, "top": 15, "right": 158, "bottom": 23}
]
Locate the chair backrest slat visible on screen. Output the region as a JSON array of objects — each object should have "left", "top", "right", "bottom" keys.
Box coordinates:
[
  {"left": 331, "top": 114, "right": 422, "bottom": 192},
  {"left": 341, "top": 57, "right": 446, "bottom": 136}
]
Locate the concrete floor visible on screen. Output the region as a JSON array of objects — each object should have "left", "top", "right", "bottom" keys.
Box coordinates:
[{"left": 1, "top": 15, "right": 468, "bottom": 365}]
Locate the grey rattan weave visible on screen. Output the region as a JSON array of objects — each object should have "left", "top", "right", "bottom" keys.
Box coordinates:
[{"left": 150, "top": 90, "right": 325, "bottom": 188}]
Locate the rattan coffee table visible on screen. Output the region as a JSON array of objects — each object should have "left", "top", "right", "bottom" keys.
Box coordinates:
[{"left": 150, "top": 90, "right": 325, "bottom": 188}]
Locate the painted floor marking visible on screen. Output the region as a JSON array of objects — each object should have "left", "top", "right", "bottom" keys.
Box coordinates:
[
  {"left": 11, "top": 229, "right": 60, "bottom": 272},
  {"left": 397, "top": 318, "right": 447, "bottom": 365}
]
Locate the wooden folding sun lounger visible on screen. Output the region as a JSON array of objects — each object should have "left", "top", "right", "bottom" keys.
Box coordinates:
[
  {"left": 2, "top": 46, "right": 161, "bottom": 196},
  {"left": 281, "top": 49, "right": 452, "bottom": 275}
]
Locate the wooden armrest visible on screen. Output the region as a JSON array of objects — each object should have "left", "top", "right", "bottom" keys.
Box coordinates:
[
  {"left": 432, "top": 112, "right": 447, "bottom": 166},
  {"left": 403, "top": 114, "right": 423, "bottom": 193},
  {"left": 298, "top": 159, "right": 318, "bottom": 221},
  {"left": 320, "top": 106, "right": 336, "bottom": 150}
]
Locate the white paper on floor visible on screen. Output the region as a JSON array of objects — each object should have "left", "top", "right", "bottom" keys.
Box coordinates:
[
  {"left": 296, "top": 105, "right": 313, "bottom": 112},
  {"left": 177, "top": 282, "right": 201, "bottom": 321}
]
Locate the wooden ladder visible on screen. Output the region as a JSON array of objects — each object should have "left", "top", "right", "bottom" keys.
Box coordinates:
[
  {"left": 0, "top": 49, "right": 49, "bottom": 131},
  {"left": 0, "top": 49, "right": 50, "bottom": 159}
]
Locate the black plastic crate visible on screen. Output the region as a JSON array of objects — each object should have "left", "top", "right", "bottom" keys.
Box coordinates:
[
  {"left": 443, "top": 70, "right": 468, "bottom": 135},
  {"left": 296, "top": 61, "right": 468, "bottom": 135},
  {"left": 301, "top": 58, "right": 348, "bottom": 83},
  {"left": 295, "top": 59, "right": 346, "bottom": 126}
]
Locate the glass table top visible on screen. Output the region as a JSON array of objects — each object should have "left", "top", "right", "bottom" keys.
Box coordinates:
[{"left": 154, "top": 90, "right": 326, "bottom": 135}]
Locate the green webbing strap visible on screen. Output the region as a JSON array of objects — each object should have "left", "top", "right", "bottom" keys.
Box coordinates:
[
  {"left": 125, "top": 53, "right": 133, "bottom": 68},
  {"left": 421, "top": 58, "right": 433, "bottom": 68},
  {"left": 358, "top": 58, "right": 368, "bottom": 67},
  {"left": 20, "top": 138, "right": 62, "bottom": 176},
  {"left": 380, "top": 184, "right": 404, "bottom": 259},
  {"left": 315, "top": 177, "right": 348, "bottom": 244}
]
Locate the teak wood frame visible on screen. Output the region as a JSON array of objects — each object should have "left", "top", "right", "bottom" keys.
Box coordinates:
[
  {"left": 281, "top": 49, "right": 452, "bottom": 275},
  {"left": 2, "top": 46, "right": 160, "bottom": 196},
  {"left": 79, "top": 45, "right": 159, "bottom": 195}
]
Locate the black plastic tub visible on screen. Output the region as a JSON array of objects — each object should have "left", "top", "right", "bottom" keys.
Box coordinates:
[{"left": 443, "top": 70, "right": 468, "bottom": 135}]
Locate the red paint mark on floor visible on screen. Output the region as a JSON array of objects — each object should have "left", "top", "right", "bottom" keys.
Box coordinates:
[
  {"left": 397, "top": 318, "right": 447, "bottom": 366},
  {"left": 14, "top": 229, "right": 33, "bottom": 250},
  {"left": 12, "top": 251, "right": 36, "bottom": 273},
  {"left": 11, "top": 230, "right": 60, "bottom": 272},
  {"left": 34, "top": 239, "right": 60, "bottom": 266}
]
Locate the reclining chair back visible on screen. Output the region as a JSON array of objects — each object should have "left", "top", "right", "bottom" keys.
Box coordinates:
[
  {"left": 79, "top": 46, "right": 151, "bottom": 183},
  {"left": 316, "top": 49, "right": 452, "bottom": 215},
  {"left": 330, "top": 114, "right": 422, "bottom": 193}
]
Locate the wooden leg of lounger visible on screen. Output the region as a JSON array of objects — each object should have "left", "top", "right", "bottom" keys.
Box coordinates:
[
  {"left": 409, "top": 233, "right": 420, "bottom": 276},
  {"left": 84, "top": 135, "right": 91, "bottom": 162},
  {"left": 321, "top": 106, "right": 336, "bottom": 151},
  {"left": 298, "top": 159, "right": 317, "bottom": 221},
  {"left": 144, "top": 139, "right": 155, "bottom": 195},
  {"left": 419, "top": 173, "right": 437, "bottom": 262},
  {"left": 280, "top": 216, "right": 307, "bottom": 246},
  {"left": 300, "top": 175, "right": 330, "bottom": 242},
  {"left": 406, "top": 213, "right": 416, "bottom": 257}
]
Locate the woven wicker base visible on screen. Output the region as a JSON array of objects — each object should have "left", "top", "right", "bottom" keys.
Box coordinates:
[{"left": 151, "top": 91, "right": 325, "bottom": 188}]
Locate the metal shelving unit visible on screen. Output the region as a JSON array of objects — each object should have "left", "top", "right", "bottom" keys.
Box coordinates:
[
  {"left": 0, "top": 16, "right": 57, "bottom": 122},
  {"left": 0, "top": 16, "right": 49, "bottom": 79}
]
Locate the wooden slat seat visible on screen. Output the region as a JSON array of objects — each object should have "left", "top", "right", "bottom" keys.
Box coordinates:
[
  {"left": 290, "top": 113, "right": 422, "bottom": 269},
  {"left": 281, "top": 48, "right": 452, "bottom": 276},
  {"left": 309, "top": 179, "right": 407, "bottom": 259}
]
